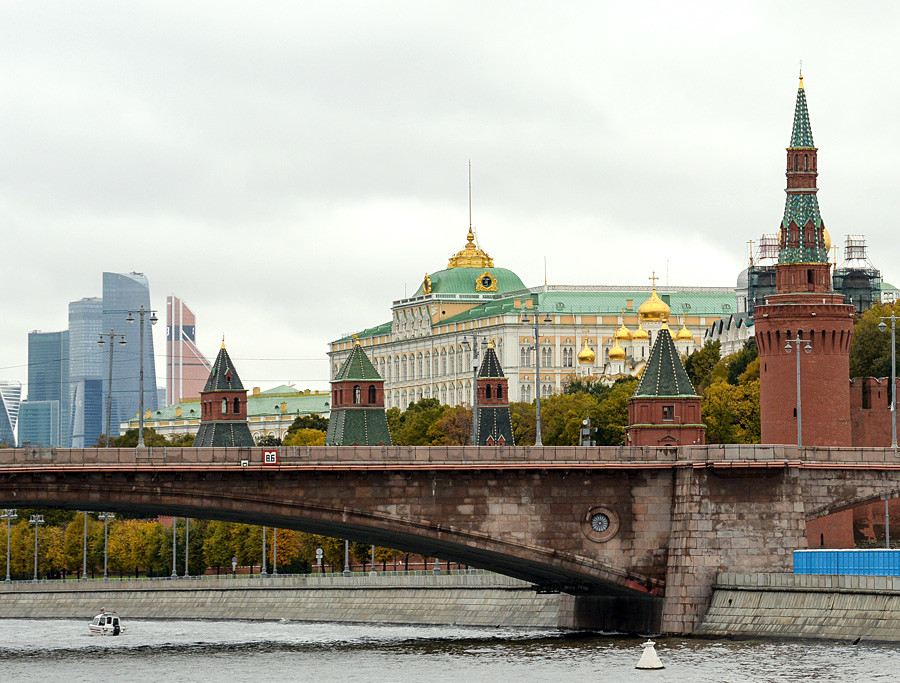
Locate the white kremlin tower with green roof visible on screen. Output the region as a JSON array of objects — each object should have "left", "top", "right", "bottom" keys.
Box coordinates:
[{"left": 329, "top": 228, "right": 736, "bottom": 412}]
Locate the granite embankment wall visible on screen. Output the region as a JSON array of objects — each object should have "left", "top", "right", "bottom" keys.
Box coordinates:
[
  {"left": 0, "top": 574, "right": 562, "bottom": 629},
  {"left": 697, "top": 573, "right": 900, "bottom": 642}
]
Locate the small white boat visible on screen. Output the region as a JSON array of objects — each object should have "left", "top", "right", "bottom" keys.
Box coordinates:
[{"left": 89, "top": 610, "right": 124, "bottom": 636}]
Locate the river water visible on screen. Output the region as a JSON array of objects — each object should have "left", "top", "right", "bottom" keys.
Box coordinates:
[{"left": 0, "top": 619, "right": 895, "bottom": 682}]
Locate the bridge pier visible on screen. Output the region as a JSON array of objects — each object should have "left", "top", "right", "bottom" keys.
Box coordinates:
[{"left": 559, "top": 594, "right": 663, "bottom": 633}]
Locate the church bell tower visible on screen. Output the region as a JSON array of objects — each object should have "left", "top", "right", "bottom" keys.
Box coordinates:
[{"left": 755, "top": 73, "right": 856, "bottom": 446}]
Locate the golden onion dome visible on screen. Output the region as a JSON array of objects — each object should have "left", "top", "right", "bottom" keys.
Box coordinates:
[
  {"left": 577, "top": 339, "right": 596, "bottom": 364},
  {"left": 676, "top": 323, "right": 693, "bottom": 341},
  {"left": 823, "top": 227, "right": 831, "bottom": 253},
  {"left": 638, "top": 287, "right": 670, "bottom": 322},
  {"left": 633, "top": 323, "right": 649, "bottom": 340},
  {"left": 614, "top": 322, "right": 632, "bottom": 341},
  {"left": 608, "top": 340, "right": 626, "bottom": 361},
  {"left": 447, "top": 228, "right": 494, "bottom": 269}
]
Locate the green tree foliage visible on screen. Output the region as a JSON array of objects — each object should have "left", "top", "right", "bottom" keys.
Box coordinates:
[
  {"left": 282, "top": 428, "right": 326, "bottom": 446},
  {"left": 683, "top": 340, "right": 722, "bottom": 392},
  {"left": 255, "top": 435, "right": 282, "bottom": 447},
  {"left": 287, "top": 414, "right": 329, "bottom": 433},
  {"left": 696, "top": 341, "right": 761, "bottom": 444},
  {"left": 429, "top": 405, "right": 471, "bottom": 445},
  {"left": 592, "top": 377, "right": 639, "bottom": 445},
  {"left": 105, "top": 428, "right": 194, "bottom": 448},
  {"left": 850, "top": 301, "right": 900, "bottom": 384},
  {"left": 386, "top": 398, "right": 450, "bottom": 445}
]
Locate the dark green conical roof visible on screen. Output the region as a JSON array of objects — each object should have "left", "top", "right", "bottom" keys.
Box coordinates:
[
  {"left": 478, "top": 344, "right": 504, "bottom": 378},
  {"left": 203, "top": 345, "right": 245, "bottom": 392},
  {"left": 789, "top": 77, "right": 815, "bottom": 148},
  {"left": 633, "top": 329, "right": 697, "bottom": 397},
  {"left": 334, "top": 342, "right": 383, "bottom": 382}
]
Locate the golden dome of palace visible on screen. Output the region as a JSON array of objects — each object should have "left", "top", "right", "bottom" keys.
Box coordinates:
[
  {"left": 577, "top": 339, "right": 596, "bottom": 364},
  {"left": 614, "top": 322, "right": 632, "bottom": 341},
  {"left": 638, "top": 287, "right": 670, "bottom": 322},
  {"left": 608, "top": 340, "right": 626, "bottom": 361},
  {"left": 447, "top": 228, "right": 494, "bottom": 269},
  {"left": 676, "top": 323, "right": 693, "bottom": 341},
  {"left": 633, "top": 323, "right": 649, "bottom": 340}
]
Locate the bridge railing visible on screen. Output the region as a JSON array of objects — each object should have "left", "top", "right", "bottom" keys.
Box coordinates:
[{"left": 1, "top": 444, "right": 898, "bottom": 468}]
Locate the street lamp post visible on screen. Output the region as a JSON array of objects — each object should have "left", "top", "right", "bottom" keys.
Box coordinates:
[
  {"left": 78, "top": 510, "right": 90, "bottom": 581},
  {"left": 460, "top": 336, "right": 484, "bottom": 444},
  {"left": 2, "top": 509, "right": 17, "bottom": 583},
  {"left": 97, "top": 331, "right": 126, "bottom": 446},
  {"left": 343, "top": 539, "right": 351, "bottom": 577},
  {"left": 261, "top": 526, "right": 268, "bottom": 577},
  {"left": 784, "top": 334, "right": 812, "bottom": 447},
  {"left": 29, "top": 514, "right": 44, "bottom": 582},
  {"left": 273, "top": 528, "right": 278, "bottom": 576},
  {"left": 171, "top": 517, "right": 178, "bottom": 578},
  {"left": 98, "top": 512, "right": 114, "bottom": 580},
  {"left": 521, "top": 311, "right": 552, "bottom": 446},
  {"left": 878, "top": 313, "right": 898, "bottom": 453},
  {"left": 125, "top": 305, "right": 158, "bottom": 448},
  {"left": 184, "top": 517, "right": 190, "bottom": 578}
]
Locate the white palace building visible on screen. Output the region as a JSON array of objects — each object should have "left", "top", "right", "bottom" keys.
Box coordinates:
[{"left": 328, "top": 229, "right": 736, "bottom": 411}]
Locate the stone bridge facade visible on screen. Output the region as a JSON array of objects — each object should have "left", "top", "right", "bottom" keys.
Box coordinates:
[{"left": 1, "top": 444, "right": 898, "bottom": 634}]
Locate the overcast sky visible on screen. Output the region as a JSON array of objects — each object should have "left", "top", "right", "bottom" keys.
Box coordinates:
[{"left": 3, "top": 1, "right": 899, "bottom": 395}]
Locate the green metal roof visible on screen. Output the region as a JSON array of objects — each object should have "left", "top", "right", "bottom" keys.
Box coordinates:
[
  {"left": 414, "top": 266, "right": 525, "bottom": 297},
  {"left": 633, "top": 329, "right": 698, "bottom": 398},
  {"left": 333, "top": 343, "right": 383, "bottom": 382},
  {"left": 439, "top": 289, "right": 736, "bottom": 325},
  {"left": 334, "top": 321, "right": 392, "bottom": 344},
  {"left": 144, "top": 388, "right": 330, "bottom": 423},
  {"left": 478, "top": 345, "right": 505, "bottom": 378}
]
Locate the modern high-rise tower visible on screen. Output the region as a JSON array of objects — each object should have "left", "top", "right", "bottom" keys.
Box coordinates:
[
  {"left": 0, "top": 381, "right": 22, "bottom": 446},
  {"left": 755, "top": 74, "right": 856, "bottom": 447},
  {"left": 102, "top": 272, "right": 158, "bottom": 431},
  {"left": 166, "top": 295, "right": 211, "bottom": 406},
  {"left": 20, "top": 330, "right": 69, "bottom": 447},
  {"left": 68, "top": 297, "right": 104, "bottom": 447}
]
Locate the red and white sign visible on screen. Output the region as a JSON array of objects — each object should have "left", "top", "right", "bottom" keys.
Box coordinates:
[{"left": 263, "top": 449, "right": 278, "bottom": 465}]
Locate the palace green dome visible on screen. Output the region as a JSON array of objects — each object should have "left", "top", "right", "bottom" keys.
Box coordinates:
[{"left": 415, "top": 266, "right": 526, "bottom": 297}]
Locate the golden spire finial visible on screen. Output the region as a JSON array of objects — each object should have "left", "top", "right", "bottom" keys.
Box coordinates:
[
  {"left": 221, "top": 335, "right": 226, "bottom": 349},
  {"left": 352, "top": 333, "right": 360, "bottom": 346},
  {"left": 487, "top": 338, "right": 495, "bottom": 349},
  {"left": 799, "top": 60, "right": 804, "bottom": 89}
]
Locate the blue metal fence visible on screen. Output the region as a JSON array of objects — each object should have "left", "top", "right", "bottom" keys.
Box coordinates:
[{"left": 794, "top": 549, "right": 900, "bottom": 576}]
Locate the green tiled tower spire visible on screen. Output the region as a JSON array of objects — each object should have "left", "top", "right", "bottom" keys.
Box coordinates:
[
  {"left": 779, "top": 73, "right": 828, "bottom": 265},
  {"left": 633, "top": 329, "right": 698, "bottom": 398},
  {"left": 325, "top": 341, "right": 392, "bottom": 446}
]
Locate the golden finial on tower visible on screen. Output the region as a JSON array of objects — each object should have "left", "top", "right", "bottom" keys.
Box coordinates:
[
  {"left": 221, "top": 335, "right": 226, "bottom": 349},
  {"left": 352, "top": 333, "right": 360, "bottom": 346},
  {"left": 799, "top": 60, "right": 804, "bottom": 89}
]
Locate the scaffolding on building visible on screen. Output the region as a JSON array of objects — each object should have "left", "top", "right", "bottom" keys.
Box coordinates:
[{"left": 832, "top": 235, "right": 881, "bottom": 313}]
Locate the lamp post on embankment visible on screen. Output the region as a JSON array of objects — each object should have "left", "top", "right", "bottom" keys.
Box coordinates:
[
  {"left": 2, "top": 509, "right": 16, "bottom": 583},
  {"left": 784, "top": 334, "right": 811, "bottom": 446}
]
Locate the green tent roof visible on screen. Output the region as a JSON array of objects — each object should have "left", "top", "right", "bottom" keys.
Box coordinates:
[
  {"left": 203, "top": 346, "right": 245, "bottom": 392},
  {"left": 790, "top": 80, "right": 815, "bottom": 148},
  {"left": 333, "top": 343, "right": 383, "bottom": 382},
  {"left": 633, "top": 329, "right": 698, "bottom": 398}
]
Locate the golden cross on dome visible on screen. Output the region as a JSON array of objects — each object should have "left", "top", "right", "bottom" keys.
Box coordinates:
[{"left": 649, "top": 272, "right": 659, "bottom": 290}]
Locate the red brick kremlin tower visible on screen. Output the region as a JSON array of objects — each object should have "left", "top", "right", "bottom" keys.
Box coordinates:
[
  {"left": 755, "top": 74, "right": 856, "bottom": 446},
  {"left": 194, "top": 341, "right": 255, "bottom": 447}
]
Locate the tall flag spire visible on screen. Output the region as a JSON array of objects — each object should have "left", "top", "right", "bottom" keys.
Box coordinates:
[{"left": 790, "top": 72, "right": 815, "bottom": 148}]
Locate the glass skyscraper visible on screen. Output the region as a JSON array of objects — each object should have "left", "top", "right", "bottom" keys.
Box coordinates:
[
  {"left": 0, "top": 381, "right": 21, "bottom": 446},
  {"left": 68, "top": 297, "right": 104, "bottom": 447},
  {"left": 20, "top": 330, "right": 69, "bottom": 447},
  {"left": 102, "top": 272, "right": 158, "bottom": 431}
]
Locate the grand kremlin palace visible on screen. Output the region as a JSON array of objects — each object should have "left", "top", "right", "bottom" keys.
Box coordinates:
[{"left": 329, "top": 230, "right": 736, "bottom": 411}]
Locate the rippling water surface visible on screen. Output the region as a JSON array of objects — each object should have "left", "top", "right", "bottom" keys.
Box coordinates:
[{"left": 0, "top": 619, "right": 895, "bottom": 682}]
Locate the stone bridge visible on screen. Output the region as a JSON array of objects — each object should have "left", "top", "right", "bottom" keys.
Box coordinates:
[{"left": 1, "top": 444, "right": 898, "bottom": 634}]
